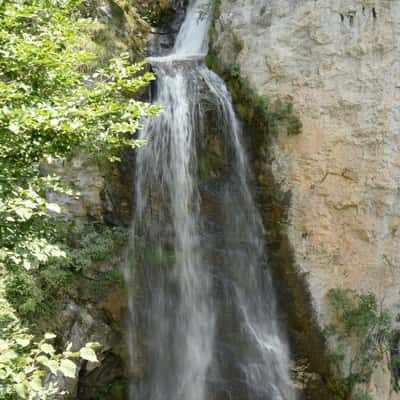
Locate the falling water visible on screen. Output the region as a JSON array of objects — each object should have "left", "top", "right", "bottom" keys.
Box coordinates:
[{"left": 125, "top": 0, "right": 297, "bottom": 399}]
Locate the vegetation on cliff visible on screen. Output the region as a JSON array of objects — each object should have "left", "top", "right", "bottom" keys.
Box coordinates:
[
  {"left": 0, "top": 0, "right": 158, "bottom": 397},
  {"left": 326, "top": 289, "right": 400, "bottom": 400},
  {"left": 0, "top": 281, "right": 100, "bottom": 399},
  {"left": 205, "top": 52, "right": 302, "bottom": 136}
]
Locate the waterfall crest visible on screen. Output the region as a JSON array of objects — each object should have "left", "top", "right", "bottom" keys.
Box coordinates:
[{"left": 125, "top": 1, "right": 297, "bottom": 399}]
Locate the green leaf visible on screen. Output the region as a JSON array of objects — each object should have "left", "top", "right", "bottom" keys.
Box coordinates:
[
  {"left": 14, "top": 207, "right": 33, "bottom": 220},
  {"left": 16, "top": 337, "right": 31, "bottom": 347},
  {"left": 38, "top": 356, "right": 59, "bottom": 375},
  {"left": 46, "top": 203, "right": 61, "bottom": 213},
  {"left": 0, "top": 368, "right": 8, "bottom": 380},
  {"left": 15, "top": 382, "right": 28, "bottom": 399},
  {"left": 79, "top": 347, "right": 98, "bottom": 363},
  {"left": 0, "top": 349, "right": 18, "bottom": 362},
  {"left": 40, "top": 343, "right": 55, "bottom": 355},
  {"left": 37, "top": 355, "right": 50, "bottom": 364},
  {"left": 30, "top": 377, "right": 43, "bottom": 392},
  {"left": 44, "top": 332, "right": 56, "bottom": 340},
  {"left": 46, "top": 359, "right": 59, "bottom": 375},
  {"left": 8, "top": 123, "right": 20, "bottom": 134},
  {"left": 85, "top": 342, "right": 101, "bottom": 350},
  {"left": 59, "top": 359, "right": 76, "bottom": 378},
  {"left": 22, "top": 259, "right": 32, "bottom": 271}
]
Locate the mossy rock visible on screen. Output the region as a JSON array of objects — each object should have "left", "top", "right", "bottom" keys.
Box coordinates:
[{"left": 75, "top": 0, "right": 154, "bottom": 71}]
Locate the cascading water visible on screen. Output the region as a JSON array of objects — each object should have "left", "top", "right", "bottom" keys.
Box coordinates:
[{"left": 125, "top": 1, "right": 297, "bottom": 399}]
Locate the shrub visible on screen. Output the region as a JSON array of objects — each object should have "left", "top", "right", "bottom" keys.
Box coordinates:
[{"left": 325, "top": 288, "right": 397, "bottom": 399}]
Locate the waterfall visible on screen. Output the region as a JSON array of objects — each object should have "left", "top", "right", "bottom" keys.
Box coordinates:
[{"left": 125, "top": 0, "right": 297, "bottom": 399}]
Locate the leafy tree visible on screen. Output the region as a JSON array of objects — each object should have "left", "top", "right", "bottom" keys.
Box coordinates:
[
  {"left": 0, "top": 0, "right": 159, "bottom": 397},
  {"left": 0, "top": 0, "right": 159, "bottom": 271}
]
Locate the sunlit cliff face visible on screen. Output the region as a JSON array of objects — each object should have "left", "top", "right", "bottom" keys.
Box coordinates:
[{"left": 211, "top": 1, "right": 400, "bottom": 398}]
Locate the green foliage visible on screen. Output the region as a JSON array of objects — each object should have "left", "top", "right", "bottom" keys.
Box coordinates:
[
  {"left": 205, "top": 51, "right": 302, "bottom": 136},
  {"left": 76, "top": 0, "right": 150, "bottom": 70},
  {"left": 231, "top": 33, "right": 243, "bottom": 53},
  {"left": 0, "top": 4, "right": 154, "bottom": 396},
  {"left": 6, "top": 223, "right": 128, "bottom": 317},
  {"left": 0, "top": 279, "right": 100, "bottom": 399},
  {"left": 352, "top": 391, "right": 373, "bottom": 400},
  {"left": 207, "top": 0, "right": 221, "bottom": 37},
  {"left": 143, "top": 0, "right": 174, "bottom": 28},
  {"left": 128, "top": 243, "right": 175, "bottom": 271},
  {"left": 325, "top": 288, "right": 395, "bottom": 399},
  {"left": 0, "top": 0, "right": 159, "bottom": 275},
  {"left": 230, "top": 76, "right": 302, "bottom": 136},
  {"left": 95, "top": 378, "right": 128, "bottom": 400},
  {"left": 229, "top": 64, "right": 240, "bottom": 78}
]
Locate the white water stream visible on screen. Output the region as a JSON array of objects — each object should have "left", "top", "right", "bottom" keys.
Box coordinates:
[{"left": 125, "top": 1, "right": 297, "bottom": 399}]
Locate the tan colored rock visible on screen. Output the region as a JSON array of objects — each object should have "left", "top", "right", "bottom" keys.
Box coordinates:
[
  {"left": 41, "top": 153, "right": 132, "bottom": 224},
  {"left": 99, "top": 285, "right": 127, "bottom": 326},
  {"left": 41, "top": 154, "right": 106, "bottom": 221},
  {"left": 213, "top": 0, "right": 400, "bottom": 398},
  {"left": 368, "top": 359, "right": 398, "bottom": 400}
]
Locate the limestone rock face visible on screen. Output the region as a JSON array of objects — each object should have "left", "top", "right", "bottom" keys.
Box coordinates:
[
  {"left": 212, "top": 0, "right": 400, "bottom": 397},
  {"left": 41, "top": 154, "right": 132, "bottom": 225},
  {"left": 41, "top": 155, "right": 105, "bottom": 221}
]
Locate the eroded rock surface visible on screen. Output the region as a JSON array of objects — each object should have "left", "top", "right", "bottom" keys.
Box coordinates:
[
  {"left": 41, "top": 154, "right": 132, "bottom": 225},
  {"left": 212, "top": 0, "right": 400, "bottom": 398}
]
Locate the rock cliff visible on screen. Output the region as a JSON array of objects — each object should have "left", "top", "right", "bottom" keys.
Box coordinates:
[{"left": 211, "top": 0, "right": 400, "bottom": 398}]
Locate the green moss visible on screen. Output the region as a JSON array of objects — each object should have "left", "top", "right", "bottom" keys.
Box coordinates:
[
  {"left": 206, "top": 49, "right": 302, "bottom": 137},
  {"left": 142, "top": 0, "right": 175, "bottom": 29},
  {"left": 142, "top": 245, "right": 175, "bottom": 265},
  {"left": 197, "top": 126, "right": 225, "bottom": 181},
  {"left": 232, "top": 33, "right": 244, "bottom": 53},
  {"left": 74, "top": 0, "right": 153, "bottom": 71},
  {"left": 89, "top": 270, "right": 125, "bottom": 296},
  {"left": 198, "top": 153, "right": 221, "bottom": 181},
  {"left": 128, "top": 244, "right": 176, "bottom": 271},
  {"left": 212, "top": 0, "right": 221, "bottom": 22},
  {"left": 229, "top": 64, "right": 240, "bottom": 78},
  {"left": 95, "top": 378, "right": 128, "bottom": 400}
]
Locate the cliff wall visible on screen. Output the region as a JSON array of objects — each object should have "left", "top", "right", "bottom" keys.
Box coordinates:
[{"left": 211, "top": 0, "right": 400, "bottom": 398}]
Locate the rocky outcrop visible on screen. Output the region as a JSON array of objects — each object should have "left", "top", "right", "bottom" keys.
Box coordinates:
[
  {"left": 41, "top": 154, "right": 133, "bottom": 225},
  {"left": 211, "top": 0, "right": 400, "bottom": 398},
  {"left": 41, "top": 251, "right": 129, "bottom": 400},
  {"left": 57, "top": 287, "right": 128, "bottom": 399}
]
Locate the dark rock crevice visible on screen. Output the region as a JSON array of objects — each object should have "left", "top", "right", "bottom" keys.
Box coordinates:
[{"left": 244, "top": 121, "right": 336, "bottom": 399}]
